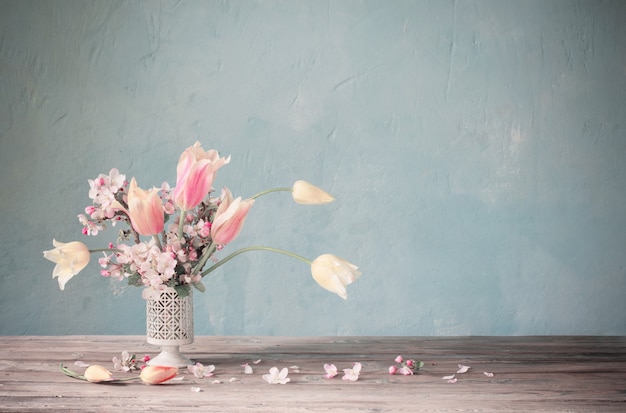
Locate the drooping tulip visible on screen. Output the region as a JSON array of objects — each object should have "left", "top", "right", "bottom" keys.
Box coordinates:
[
  {"left": 310, "top": 254, "right": 361, "bottom": 299},
  {"left": 83, "top": 365, "right": 113, "bottom": 383},
  {"left": 140, "top": 365, "right": 178, "bottom": 385},
  {"left": 291, "top": 180, "right": 335, "bottom": 205},
  {"left": 172, "top": 141, "right": 230, "bottom": 211},
  {"left": 210, "top": 188, "right": 254, "bottom": 245},
  {"left": 127, "top": 178, "right": 164, "bottom": 236},
  {"left": 43, "top": 240, "right": 90, "bottom": 290}
]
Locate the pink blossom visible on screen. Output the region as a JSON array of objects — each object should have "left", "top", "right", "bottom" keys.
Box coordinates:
[
  {"left": 342, "top": 363, "right": 361, "bottom": 382},
  {"left": 394, "top": 355, "right": 403, "bottom": 364},
  {"left": 388, "top": 365, "right": 397, "bottom": 375},
  {"left": 323, "top": 363, "right": 338, "bottom": 378}
]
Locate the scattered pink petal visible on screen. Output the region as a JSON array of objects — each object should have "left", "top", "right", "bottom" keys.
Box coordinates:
[
  {"left": 229, "top": 377, "right": 240, "bottom": 383},
  {"left": 290, "top": 365, "right": 300, "bottom": 373},
  {"left": 190, "top": 386, "right": 202, "bottom": 392},
  {"left": 394, "top": 355, "right": 403, "bottom": 363},
  {"left": 447, "top": 377, "right": 458, "bottom": 384},
  {"left": 324, "top": 363, "right": 338, "bottom": 378},
  {"left": 483, "top": 372, "right": 494, "bottom": 377},
  {"left": 456, "top": 364, "right": 470, "bottom": 374},
  {"left": 397, "top": 366, "right": 414, "bottom": 375},
  {"left": 211, "top": 379, "right": 223, "bottom": 384},
  {"left": 243, "top": 364, "right": 253, "bottom": 375},
  {"left": 252, "top": 359, "right": 262, "bottom": 365},
  {"left": 74, "top": 361, "right": 90, "bottom": 368},
  {"left": 442, "top": 374, "right": 455, "bottom": 380}
]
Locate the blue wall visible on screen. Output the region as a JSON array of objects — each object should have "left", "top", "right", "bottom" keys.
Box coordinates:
[{"left": 1, "top": 0, "right": 625, "bottom": 336}]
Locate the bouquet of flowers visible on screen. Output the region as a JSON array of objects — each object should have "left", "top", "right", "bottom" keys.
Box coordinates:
[{"left": 43, "top": 141, "right": 361, "bottom": 300}]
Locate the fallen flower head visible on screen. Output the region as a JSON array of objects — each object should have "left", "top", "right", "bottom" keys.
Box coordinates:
[
  {"left": 323, "top": 363, "right": 338, "bottom": 379},
  {"left": 140, "top": 365, "right": 179, "bottom": 385},
  {"left": 389, "top": 355, "right": 424, "bottom": 375},
  {"left": 187, "top": 362, "right": 215, "bottom": 378},
  {"left": 262, "top": 367, "right": 290, "bottom": 384},
  {"left": 83, "top": 365, "right": 114, "bottom": 383},
  {"left": 342, "top": 362, "right": 362, "bottom": 381}
]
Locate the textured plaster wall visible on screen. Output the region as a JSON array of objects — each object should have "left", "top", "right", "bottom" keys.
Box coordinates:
[{"left": 1, "top": 0, "right": 625, "bottom": 336}]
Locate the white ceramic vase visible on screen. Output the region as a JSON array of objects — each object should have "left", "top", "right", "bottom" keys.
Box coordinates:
[{"left": 146, "top": 289, "right": 194, "bottom": 368}]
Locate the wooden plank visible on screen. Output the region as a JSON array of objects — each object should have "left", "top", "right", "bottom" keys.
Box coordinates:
[{"left": 0, "top": 336, "right": 625, "bottom": 412}]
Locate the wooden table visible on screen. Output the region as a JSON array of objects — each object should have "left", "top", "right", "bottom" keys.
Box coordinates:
[{"left": 1, "top": 336, "right": 625, "bottom": 412}]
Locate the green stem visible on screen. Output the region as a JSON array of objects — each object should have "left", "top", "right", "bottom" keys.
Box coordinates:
[
  {"left": 89, "top": 248, "right": 122, "bottom": 254},
  {"left": 192, "top": 242, "right": 217, "bottom": 276},
  {"left": 152, "top": 234, "right": 163, "bottom": 251},
  {"left": 60, "top": 364, "right": 140, "bottom": 382},
  {"left": 200, "top": 246, "right": 312, "bottom": 278},
  {"left": 177, "top": 209, "right": 186, "bottom": 240},
  {"left": 250, "top": 187, "right": 292, "bottom": 200}
]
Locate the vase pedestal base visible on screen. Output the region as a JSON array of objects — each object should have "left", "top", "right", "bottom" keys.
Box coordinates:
[{"left": 147, "top": 345, "right": 193, "bottom": 368}]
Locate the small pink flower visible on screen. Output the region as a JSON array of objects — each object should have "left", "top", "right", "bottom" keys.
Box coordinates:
[
  {"left": 187, "top": 362, "right": 215, "bottom": 378},
  {"left": 323, "top": 363, "right": 338, "bottom": 378},
  {"left": 388, "top": 365, "right": 397, "bottom": 375},
  {"left": 394, "top": 355, "right": 403, "bottom": 364},
  {"left": 342, "top": 362, "right": 361, "bottom": 382}
]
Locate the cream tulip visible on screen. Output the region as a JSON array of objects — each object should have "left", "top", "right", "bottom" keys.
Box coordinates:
[
  {"left": 310, "top": 254, "right": 361, "bottom": 299},
  {"left": 43, "top": 239, "right": 90, "bottom": 290},
  {"left": 291, "top": 180, "right": 335, "bottom": 205},
  {"left": 83, "top": 365, "right": 113, "bottom": 383}
]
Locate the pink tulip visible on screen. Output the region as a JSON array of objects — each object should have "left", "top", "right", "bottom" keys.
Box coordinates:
[
  {"left": 127, "top": 178, "right": 164, "bottom": 236},
  {"left": 140, "top": 365, "right": 178, "bottom": 385},
  {"left": 172, "top": 142, "right": 230, "bottom": 211},
  {"left": 210, "top": 188, "right": 254, "bottom": 245}
]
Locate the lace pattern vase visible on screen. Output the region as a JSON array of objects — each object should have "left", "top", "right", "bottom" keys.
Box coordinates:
[{"left": 146, "top": 289, "right": 194, "bottom": 368}]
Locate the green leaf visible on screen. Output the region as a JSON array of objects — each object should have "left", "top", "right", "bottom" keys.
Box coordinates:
[
  {"left": 174, "top": 284, "right": 190, "bottom": 298},
  {"left": 192, "top": 281, "right": 206, "bottom": 293},
  {"left": 127, "top": 273, "right": 141, "bottom": 286}
]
